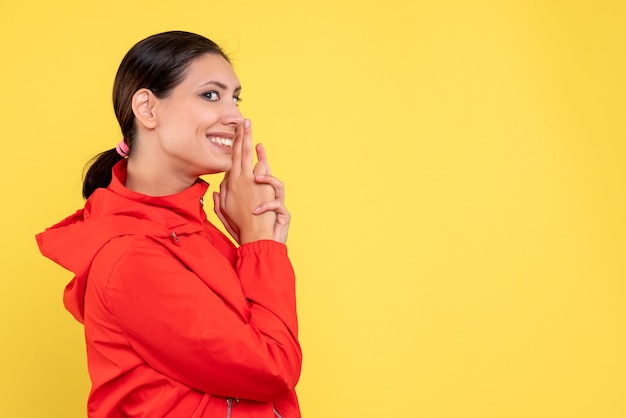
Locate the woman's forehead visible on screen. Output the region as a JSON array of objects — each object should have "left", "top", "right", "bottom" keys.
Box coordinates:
[{"left": 184, "top": 54, "right": 240, "bottom": 89}]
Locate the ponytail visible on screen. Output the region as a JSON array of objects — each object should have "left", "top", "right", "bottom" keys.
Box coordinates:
[{"left": 82, "top": 149, "right": 124, "bottom": 199}]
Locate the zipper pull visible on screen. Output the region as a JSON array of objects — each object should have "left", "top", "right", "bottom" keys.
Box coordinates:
[
  {"left": 226, "top": 398, "right": 239, "bottom": 417},
  {"left": 169, "top": 231, "right": 181, "bottom": 245}
]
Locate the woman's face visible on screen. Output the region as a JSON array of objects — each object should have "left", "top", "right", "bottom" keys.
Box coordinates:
[{"left": 151, "top": 53, "right": 244, "bottom": 178}]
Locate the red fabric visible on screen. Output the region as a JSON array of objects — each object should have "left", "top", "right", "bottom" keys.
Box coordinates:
[{"left": 36, "top": 160, "right": 302, "bottom": 417}]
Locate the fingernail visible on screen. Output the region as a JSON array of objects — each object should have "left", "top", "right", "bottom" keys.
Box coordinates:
[
  {"left": 244, "top": 119, "right": 251, "bottom": 128},
  {"left": 253, "top": 206, "right": 261, "bottom": 214}
]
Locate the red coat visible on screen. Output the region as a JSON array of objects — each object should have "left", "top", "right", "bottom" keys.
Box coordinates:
[{"left": 36, "top": 161, "right": 302, "bottom": 417}]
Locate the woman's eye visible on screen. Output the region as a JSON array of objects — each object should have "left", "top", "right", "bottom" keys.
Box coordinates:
[
  {"left": 202, "top": 91, "right": 219, "bottom": 101},
  {"left": 233, "top": 96, "right": 242, "bottom": 105}
]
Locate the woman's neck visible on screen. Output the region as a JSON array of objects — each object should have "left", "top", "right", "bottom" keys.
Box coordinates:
[{"left": 124, "top": 156, "right": 196, "bottom": 197}]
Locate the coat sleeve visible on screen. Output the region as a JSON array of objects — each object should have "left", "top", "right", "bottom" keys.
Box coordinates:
[{"left": 102, "top": 238, "right": 301, "bottom": 402}]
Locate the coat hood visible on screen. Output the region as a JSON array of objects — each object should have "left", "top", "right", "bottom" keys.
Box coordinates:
[{"left": 36, "top": 160, "right": 209, "bottom": 323}]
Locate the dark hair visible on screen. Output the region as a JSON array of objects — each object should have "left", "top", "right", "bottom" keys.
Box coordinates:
[{"left": 82, "top": 31, "right": 229, "bottom": 199}]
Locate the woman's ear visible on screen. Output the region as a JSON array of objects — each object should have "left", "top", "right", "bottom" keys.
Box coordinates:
[{"left": 132, "top": 89, "right": 158, "bottom": 129}]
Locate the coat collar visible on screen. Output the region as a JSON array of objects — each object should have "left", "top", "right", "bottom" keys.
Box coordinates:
[{"left": 86, "top": 160, "right": 210, "bottom": 233}]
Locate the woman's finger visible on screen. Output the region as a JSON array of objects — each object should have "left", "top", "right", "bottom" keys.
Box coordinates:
[
  {"left": 252, "top": 199, "right": 291, "bottom": 244},
  {"left": 253, "top": 160, "right": 268, "bottom": 177},
  {"left": 229, "top": 122, "right": 245, "bottom": 175},
  {"left": 213, "top": 191, "right": 240, "bottom": 243},
  {"left": 253, "top": 200, "right": 290, "bottom": 217},
  {"left": 219, "top": 173, "right": 228, "bottom": 204},
  {"left": 255, "top": 143, "right": 272, "bottom": 175},
  {"left": 241, "top": 119, "right": 253, "bottom": 172},
  {"left": 254, "top": 174, "right": 285, "bottom": 201}
]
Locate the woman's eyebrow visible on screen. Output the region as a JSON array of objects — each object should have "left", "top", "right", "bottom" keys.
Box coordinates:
[{"left": 199, "top": 81, "right": 242, "bottom": 92}]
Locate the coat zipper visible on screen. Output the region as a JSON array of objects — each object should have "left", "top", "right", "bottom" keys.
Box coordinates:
[
  {"left": 169, "top": 231, "right": 181, "bottom": 245},
  {"left": 226, "top": 398, "right": 239, "bottom": 418},
  {"left": 225, "top": 398, "right": 283, "bottom": 417}
]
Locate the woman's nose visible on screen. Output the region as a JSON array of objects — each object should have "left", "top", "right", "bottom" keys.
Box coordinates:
[{"left": 222, "top": 101, "right": 244, "bottom": 126}]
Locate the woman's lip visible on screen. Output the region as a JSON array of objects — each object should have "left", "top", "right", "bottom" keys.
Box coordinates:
[
  {"left": 207, "top": 135, "right": 234, "bottom": 151},
  {"left": 206, "top": 131, "right": 235, "bottom": 140},
  {"left": 209, "top": 141, "right": 233, "bottom": 154}
]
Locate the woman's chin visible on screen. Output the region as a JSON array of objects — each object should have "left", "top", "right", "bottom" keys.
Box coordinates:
[{"left": 199, "top": 161, "right": 232, "bottom": 176}]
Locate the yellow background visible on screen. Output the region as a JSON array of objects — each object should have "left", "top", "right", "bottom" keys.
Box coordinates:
[{"left": 1, "top": 0, "right": 625, "bottom": 417}]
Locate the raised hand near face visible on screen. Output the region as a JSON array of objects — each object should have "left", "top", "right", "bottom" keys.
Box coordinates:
[
  {"left": 252, "top": 142, "right": 291, "bottom": 244},
  {"left": 213, "top": 119, "right": 291, "bottom": 244}
]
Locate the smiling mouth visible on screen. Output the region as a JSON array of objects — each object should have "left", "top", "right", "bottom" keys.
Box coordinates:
[{"left": 208, "top": 136, "right": 233, "bottom": 148}]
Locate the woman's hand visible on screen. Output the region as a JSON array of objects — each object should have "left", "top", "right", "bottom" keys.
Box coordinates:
[
  {"left": 213, "top": 119, "right": 290, "bottom": 244},
  {"left": 252, "top": 143, "right": 291, "bottom": 244}
]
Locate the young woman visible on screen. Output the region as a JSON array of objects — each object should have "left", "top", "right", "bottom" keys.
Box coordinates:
[{"left": 36, "top": 31, "right": 301, "bottom": 417}]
